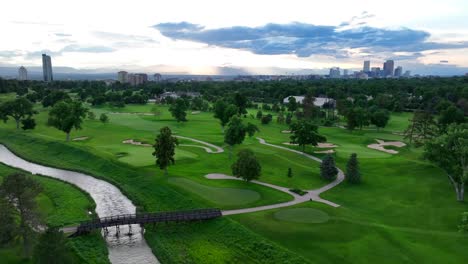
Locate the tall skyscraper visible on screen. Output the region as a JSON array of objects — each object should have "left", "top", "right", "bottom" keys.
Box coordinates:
[
  {"left": 383, "top": 60, "right": 394, "bottom": 77},
  {"left": 394, "top": 66, "right": 403, "bottom": 77},
  {"left": 363, "top": 61, "right": 370, "bottom": 72},
  {"left": 18, "top": 66, "right": 28, "bottom": 81},
  {"left": 42, "top": 54, "right": 53, "bottom": 81},
  {"left": 117, "top": 71, "right": 128, "bottom": 83}
]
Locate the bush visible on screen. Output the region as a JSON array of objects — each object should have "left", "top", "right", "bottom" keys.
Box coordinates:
[
  {"left": 459, "top": 212, "right": 468, "bottom": 233},
  {"left": 261, "top": 114, "right": 273, "bottom": 124}
]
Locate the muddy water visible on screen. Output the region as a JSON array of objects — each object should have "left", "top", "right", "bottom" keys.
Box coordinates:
[{"left": 0, "top": 145, "right": 159, "bottom": 264}]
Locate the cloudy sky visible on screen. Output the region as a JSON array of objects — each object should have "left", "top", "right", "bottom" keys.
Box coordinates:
[{"left": 1, "top": 0, "right": 468, "bottom": 75}]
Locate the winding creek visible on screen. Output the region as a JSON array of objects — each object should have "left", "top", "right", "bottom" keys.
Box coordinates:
[{"left": 0, "top": 145, "right": 159, "bottom": 264}]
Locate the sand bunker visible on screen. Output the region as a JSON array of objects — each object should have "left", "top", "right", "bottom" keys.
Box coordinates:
[
  {"left": 317, "top": 143, "right": 338, "bottom": 148},
  {"left": 314, "top": 150, "right": 335, "bottom": 154},
  {"left": 367, "top": 139, "right": 406, "bottom": 154},
  {"left": 110, "top": 112, "right": 154, "bottom": 116},
  {"left": 122, "top": 139, "right": 152, "bottom": 147},
  {"left": 191, "top": 111, "right": 200, "bottom": 114},
  {"left": 281, "top": 130, "right": 291, "bottom": 134},
  {"left": 72, "top": 136, "right": 89, "bottom": 141},
  {"left": 282, "top": 142, "right": 338, "bottom": 149}
]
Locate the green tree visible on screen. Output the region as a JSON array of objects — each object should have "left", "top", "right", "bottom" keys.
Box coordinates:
[
  {"left": 87, "top": 111, "right": 96, "bottom": 120},
  {"left": 41, "top": 90, "right": 70, "bottom": 107},
  {"left": 233, "top": 93, "right": 248, "bottom": 115},
  {"left": 0, "top": 197, "right": 17, "bottom": 245},
  {"left": 231, "top": 149, "right": 261, "bottom": 181},
  {"left": 404, "top": 110, "right": 438, "bottom": 146},
  {"left": 277, "top": 111, "right": 285, "bottom": 124},
  {"left": 424, "top": 124, "right": 467, "bottom": 201},
  {"left": 33, "top": 227, "right": 73, "bottom": 264},
  {"left": 213, "top": 100, "right": 238, "bottom": 132},
  {"left": 261, "top": 114, "right": 272, "bottom": 124},
  {"left": 370, "top": 109, "right": 390, "bottom": 130},
  {"left": 21, "top": 117, "right": 36, "bottom": 130},
  {"left": 346, "top": 153, "right": 361, "bottom": 184},
  {"left": 47, "top": 101, "right": 88, "bottom": 141},
  {"left": 0, "top": 97, "right": 36, "bottom": 129},
  {"left": 459, "top": 212, "right": 468, "bottom": 233},
  {"left": 152, "top": 126, "right": 179, "bottom": 175},
  {"left": 169, "top": 98, "right": 188, "bottom": 122},
  {"left": 320, "top": 155, "right": 338, "bottom": 181},
  {"left": 302, "top": 94, "right": 320, "bottom": 119},
  {"left": 256, "top": 110, "right": 263, "bottom": 119},
  {"left": 290, "top": 121, "right": 326, "bottom": 151},
  {"left": 287, "top": 96, "right": 298, "bottom": 112},
  {"left": 224, "top": 116, "right": 257, "bottom": 158},
  {"left": 99, "top": 113, "right": 109, "bottom": 123},
  {"left": 438, "top": 105, "right": 465, "bottom": 133},
  {"left": 1, "top": 173, "right": 42, "bottom": 256},
  {"left": 245, "top": 122, "right": 259, "bottom": 137}
]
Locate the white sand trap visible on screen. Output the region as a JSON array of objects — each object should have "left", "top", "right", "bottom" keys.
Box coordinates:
[
  {"left": 282, "top": 142, "right": 338, "bottom": 148},
  {"left": 314, "top": 150, "right": 335, "bottom": 154},
  {"left": 191, "top": 111, "right": 200, "bottom": 115},
  {"left": 72, "top": 136, "right": 89, "bottom": 141},
  {"left": 122, "top": 139, "right": 152, "bottom": 147},
  {"left": 317, "top": 143, "right": 338, "bottom": 148},
  {"left": 281, "top": 130, "right": 291, "bottom": 134},
  {"left": 367, "top": 139, "right": 406, "bottom": 154},
  {"left": 110, "top": 112, "right": 154, "bottom": 116}
]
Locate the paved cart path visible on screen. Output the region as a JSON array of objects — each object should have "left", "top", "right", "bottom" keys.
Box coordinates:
[{"left": 208, "top": 138, "right": 345, "bottom": 216}]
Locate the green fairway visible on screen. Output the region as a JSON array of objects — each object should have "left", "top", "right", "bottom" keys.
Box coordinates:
[
  {"left": 274, "top": 208, "right": 330, "bottom": 223},
  {"left": 168, "top": 177, "right": 261, "bottom": 206},
  {"left": 0, "top": 101, "right": 466, "bottom": 263}
]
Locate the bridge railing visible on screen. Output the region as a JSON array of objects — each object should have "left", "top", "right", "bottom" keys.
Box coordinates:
[{"left": 74, "top": 208, "right": 222, "bottom": 235}]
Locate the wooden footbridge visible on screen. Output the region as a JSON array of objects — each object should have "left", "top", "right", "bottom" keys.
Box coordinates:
[{"left": 66, "top": 208, "right": 222, "bottom": 237}]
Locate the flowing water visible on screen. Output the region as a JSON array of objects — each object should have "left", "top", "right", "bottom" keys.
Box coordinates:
[{"left": 0, "top": 145, "right": 159, "bottom": 264}]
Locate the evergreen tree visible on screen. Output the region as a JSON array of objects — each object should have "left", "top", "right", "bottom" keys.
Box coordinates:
[
  {"left": 0, "top": 197, "right": 17, "bottom": 246},
  {"left": 152, "top": 126, "right": 179, "bottom": 175},
  {"left": 256, "top": 110, "right": 263, "bottom": 119},
  {"left": 320, "top": 155, "right": 338, "bottom": 181},
  {"left": 346, "top": 153, "right": 361, "bottom": 184}
]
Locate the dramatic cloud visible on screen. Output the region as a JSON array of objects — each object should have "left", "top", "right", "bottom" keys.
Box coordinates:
[{"left": 153, "top": 22, "right": 468, "bottom": 58}]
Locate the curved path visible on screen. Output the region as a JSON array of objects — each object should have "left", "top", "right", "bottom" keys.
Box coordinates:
[
  {"left": 174, "top": 135, "right": 224, "bottom": 153},
  {"left": 210, "top": 138, "right": 345, "bottom": 216}
]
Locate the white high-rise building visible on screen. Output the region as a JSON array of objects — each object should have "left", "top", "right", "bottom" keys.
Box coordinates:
[
  {"left": 117, "top": 71, "right": 128, "bottom": 83},
  {"left": 18, "top": 66, "right": 28, "bottom": 81},
  {"left": 363, "top": 61, "right": 370, "bottom": 72},
  {"left": 42, "top": 54, "right": 53, "bottom": 81}
]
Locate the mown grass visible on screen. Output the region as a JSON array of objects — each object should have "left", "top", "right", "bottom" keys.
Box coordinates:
[{"left": 0, "top": 102, "right": 466, "bottom": 263}]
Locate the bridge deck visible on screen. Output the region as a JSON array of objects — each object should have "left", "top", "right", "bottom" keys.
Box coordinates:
[{"left": 69, "top": 208, "right": 222, "bottom": 236}]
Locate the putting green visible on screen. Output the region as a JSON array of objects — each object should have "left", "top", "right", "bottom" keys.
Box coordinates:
[
  {"left": 168, "top": 177, "right": 261, "bottom": 206},
  {"left": 116, "top": 145, "right": 198, "bottom": 167},
  {"left": 274, "top": 208, "right": 330, "bottom": 224}
]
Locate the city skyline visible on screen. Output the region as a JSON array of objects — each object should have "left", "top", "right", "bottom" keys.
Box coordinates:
[{"left": 1, "top": 0, "right": 468, "bottom": 76}]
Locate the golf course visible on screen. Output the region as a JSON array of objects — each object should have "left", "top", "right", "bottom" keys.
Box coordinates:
[{"left": 0, "top": 78, "right": 467, "bottom": 264}]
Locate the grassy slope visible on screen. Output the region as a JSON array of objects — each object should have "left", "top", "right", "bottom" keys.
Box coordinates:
[
  {"left": 0, "top": 164, "right": 109, "bottom": 264},
  {"left": 1, "top": 102, "right": 466, "bottom": 263},
  {"left": 0, "top": 113, "right": 309, "bottom": 262}
]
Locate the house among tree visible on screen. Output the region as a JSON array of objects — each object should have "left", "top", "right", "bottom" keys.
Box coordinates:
[{"left": 282, "top": 96, "right": 335, "bottom": 108}]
